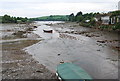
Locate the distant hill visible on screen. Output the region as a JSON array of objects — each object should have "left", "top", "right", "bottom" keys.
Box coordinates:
[{"left": 30, "top": 15, "right": 69, "bottom": 21}]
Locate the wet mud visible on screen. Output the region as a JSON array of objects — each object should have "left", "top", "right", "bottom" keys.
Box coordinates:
[
  {"left": 0, "top": 22, "right": 58, "bottom": 80},
  {"left": 25, "top": 21, "right": 119, "bottom": 79}
]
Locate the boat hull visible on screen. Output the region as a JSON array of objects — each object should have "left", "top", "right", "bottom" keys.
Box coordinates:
[
  {"left": 43, "top": 30, "right": 53, "bottom": 33},
  {"left": 56, "top": 63, "right": 92, "bottom": 81}
]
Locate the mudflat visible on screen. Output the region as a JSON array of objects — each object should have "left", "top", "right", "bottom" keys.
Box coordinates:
[
  {"left": 1, "top": 23, "right": 58, "bottom": 80},
  {"left": 1, "top": 21, "right": 119, "bottom": 79}
]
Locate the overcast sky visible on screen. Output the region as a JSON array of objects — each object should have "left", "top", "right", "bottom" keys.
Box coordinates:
[{"left": 0, "top": 0, "right": 119, "bottom": 18}]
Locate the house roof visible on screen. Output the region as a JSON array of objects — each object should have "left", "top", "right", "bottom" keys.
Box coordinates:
[
  {"left": 95, "top": 10, "right": 120, "bottom": 18},
  {"left": 95, "top": 13, "right": 111, "bottom": 19}
]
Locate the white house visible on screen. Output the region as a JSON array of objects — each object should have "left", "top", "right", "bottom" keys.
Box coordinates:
[
  {"left": 101, "top": 16, "right": 110, "bottom": 25},
  {"left": 110, "top": 15, "right": 120, "bottom": 24}
]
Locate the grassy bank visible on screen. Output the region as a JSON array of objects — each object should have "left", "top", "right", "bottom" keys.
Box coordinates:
[
  {"left": 30, "top": 15, "right": 69, "bottom": 21},
  {"left": 2, "top": 39, "right": 57, "bottom": 79},
  {"left": 79, "top": 22, "right": 120, "bottom": 31}
]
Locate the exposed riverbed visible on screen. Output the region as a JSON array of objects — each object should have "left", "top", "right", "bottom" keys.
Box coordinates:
[
  {"left": 1, "top": 22, "right": 58, "bottom": 80},
  {"left": 24, "top": 21, "right": 119, "bottom": 79}
]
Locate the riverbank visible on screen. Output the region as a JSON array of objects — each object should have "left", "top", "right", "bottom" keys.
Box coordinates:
[
  {"left": 53, "top": 22, "right": 119, "bottom": 66},
  {"left": 1, "top": 21, "right": 119, "bottom": 79},
  {"left": 52, "top": 22, "right": 119, "bottom": 52},
  {"left": 24, "top": 21, "right": 118, "bottom": 79},
  {"left": 1, "top": 22, "right": 58, "bottom": 80},
  {"left": 52, "top": 22, "right": 119, "bottom": 79}
]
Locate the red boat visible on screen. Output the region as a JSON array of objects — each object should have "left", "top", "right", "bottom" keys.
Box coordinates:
[{"left": 43, "top": 29, "right": 53, "bottom": 33}]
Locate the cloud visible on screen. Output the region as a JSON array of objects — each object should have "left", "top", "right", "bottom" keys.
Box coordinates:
[
  {"left": 0, "top": 0, "right": 119, "bottom": 17},
  {"left": 0, "top": 0, "right": 119, "bottom": 3}
]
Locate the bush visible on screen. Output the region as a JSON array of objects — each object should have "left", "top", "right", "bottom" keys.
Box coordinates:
[
  {"left": 90, "top": 19, "right": 96, "bottom": 26},
  {"left": 2, "top": 14, "right": 29, "bottom": 23},
  {"left": 80, "top": 22, "right": 91, "bottom": 27},
  {"left": 99, "top": 23, "right": 120, "bottom": 31},
  {"left": 114, "top": 23, "right": 120, "bottom": 29},
  {"left": 100, "top": 25, "right": 109, "bottom": 29}
]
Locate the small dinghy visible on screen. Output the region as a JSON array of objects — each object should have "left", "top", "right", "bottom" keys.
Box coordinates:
[
  {"left": 43, "top": 29, "right": 53, "bottom": 33},
  {"left": 33, "top": 26, "right": 37, "bottom": 28},
  {"left": 56, "top": 63, "right": 92, "bottom": 81}
]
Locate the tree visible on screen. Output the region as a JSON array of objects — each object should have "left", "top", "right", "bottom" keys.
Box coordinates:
[
  {"left": 69, "top": 13, "right": 75, "bottom": 22},
  {"left": 76, "top": 11, "right": 82, "bottom": 17},
  {"left": 13, "top": 17, "right": 17, "bottom": 23},
  {"left": 2, "top": 14, "right": 12, "bottom": 23},
  {"left": 21, "top": 18, "right": 28, "bottom": 22},
  {"left": 90, "top": 18, "right": 96, "bottom": 26},
  {"left": 75, "top": 11, "right": 83, "bottom": 21},
  {"left": 2, "top": 14, "right": 29, "bottom": 23},
  {"left": 76, "top": 15, "right": 84, "bottom": 22}
]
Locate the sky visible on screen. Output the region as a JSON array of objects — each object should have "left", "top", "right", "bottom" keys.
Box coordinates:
[{"left": 0, "top": 0, "right": 119, "bottom": 18}]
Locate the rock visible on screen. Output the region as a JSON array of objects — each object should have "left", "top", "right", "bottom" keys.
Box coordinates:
[
  {"left": 36, "top": 70, "right": 43, "bottom": 73},
  {"left": 58, "top": 54, "right": 61, "bottom": 56},
  {"left": 34, "top": 26, "right": 37, "bottom": 28},
  {"left": 86, "top": 34, "right": 92, "bottom": 37},
  {"left": 97, "top": 40, "right": 106, "bottom": 43},
  {"left": 111, "top": 59, "right": 118, "bottom": 61},
  {"left": 60, "top": 60, "right": 64, "bottom": 64},
  {"left": 97, "top": 49, "right": 100, "bottom": 51},
  {"left": 71, "top": 31, "right": 74, "bottom": 33},
  {"left": 65, "top": 31, "right": 69, "bottom": 33}
]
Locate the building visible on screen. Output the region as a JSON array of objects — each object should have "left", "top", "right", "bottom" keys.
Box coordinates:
[
  {"left": 101, "top": 16, "right": 110, "bottom": 25},
  {"left": 110, "top": 15, "right": 120, "bottom": 24},
  {"left": 94, "top": 13, "right": 111, "bottom": 25},
  {"left": 95, "top": 10, "right": 120, "bottom": 25},
  {"left": 109, "top": 10, "right": 120, "bottom": 24}
]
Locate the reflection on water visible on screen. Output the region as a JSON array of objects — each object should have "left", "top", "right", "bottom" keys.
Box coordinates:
[{"left": 36, "top": 21, "right": 64, "bottom": 25}]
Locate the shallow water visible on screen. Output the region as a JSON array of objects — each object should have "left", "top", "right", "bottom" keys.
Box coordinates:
[
  {"left": 33, "top": 25, "right": 59, "bottom": 39},
  {"left": 24, "top": 21, "right": 118, "bottom": 79}
]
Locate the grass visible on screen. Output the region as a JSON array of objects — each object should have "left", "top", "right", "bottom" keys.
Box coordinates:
[
  {"left": 12, "top": 31, "right": 27, "bottom": 38},
  {"left": 30, "top": 15, "right": 69, "bottom": 21},
  {"left": 2, "top": 40, "right": 40, "bottom": 50},
  {"left": 100, "top": 23, "right": 120, "bottom": 31}
]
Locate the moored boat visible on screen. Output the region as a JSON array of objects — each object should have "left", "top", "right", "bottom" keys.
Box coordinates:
[
  {"left": 43, "top": 29, "right": 53, "bottom": 33},
  {"left": 56, "top": 63, "right": 92, "bottom": 81}
]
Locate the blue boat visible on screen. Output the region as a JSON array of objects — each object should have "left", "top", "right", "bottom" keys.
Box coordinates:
[{"left": 56, "top": 63, "right": 92, "bottom": 81}]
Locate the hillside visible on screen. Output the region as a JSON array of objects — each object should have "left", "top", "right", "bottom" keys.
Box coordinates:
[{"left": 30, "top": 15, "right": 69, "bottom": 21}]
